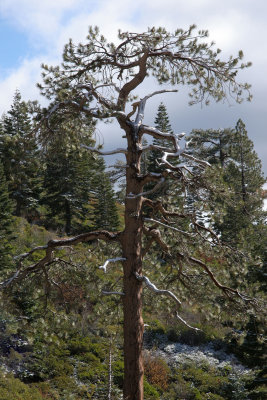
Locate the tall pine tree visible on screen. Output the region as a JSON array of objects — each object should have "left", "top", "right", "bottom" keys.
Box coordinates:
[
  {"left": 217, "top": 119, "right": 266, "bottom": 249},
  {"left": 145, "top": 103, "right": 174, "bottom": 200},
  {"left": 0, "top": 90, "right": 41, "bottom": 220},
  {"left": 188, "top": 121, "right": 266, "bottom": 250}
]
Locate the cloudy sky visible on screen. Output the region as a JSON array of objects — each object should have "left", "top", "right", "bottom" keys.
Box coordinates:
[{"left": 0, "top": 0, "right": 266, "bottom": 175}]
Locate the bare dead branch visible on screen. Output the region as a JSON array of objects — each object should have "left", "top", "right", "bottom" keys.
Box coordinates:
[
  {"left": 81, "top": 144, "right": 127, "bottom": 156},
  {"left": 182, "top": 152, "right": 211, "bottom": 168},
  {"left": 139, "top": 143, "right": 172, "bottom": 154},
  {"left": 176, "top": 312, "right": 201, "bottom": 331},
  {"left": 99, "top": 257, "right": 126, "bottom": 273},
  {"left": 142, "top": 226, "right": 169, "bottom": 254},
  {"left": 144, "top": 218, "right": 195, "bottom": 238},
  {"left": 134, "top": 272, "right": 181, "bottom": 306},
  {"left": 137, "top": 177, "right": 166, "bottom": 198},
  {"left": 143, "top": 198, "right": 190, "bottom": 220},
  {"left": 77, "top": 83, "right": 117, "bottom": 110},
  {"left": 127, "top": 101, "right": 140, "bottom": 119},
  {"left": 134, "top": 90, "right": 178, "bottom": 126}
]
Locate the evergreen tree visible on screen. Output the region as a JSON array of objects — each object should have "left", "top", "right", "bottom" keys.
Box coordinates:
[
  {"left": 217, "top": 119, "right": 266, "bottom": 249},
  {"left": 42, "top": 141, "right": 119, "bottom": 235},
  {"left": 92, "top": 157, "right": 120, "bottom": 231},
  {"left": 0, "top": 90, "right": 41, "bottom": 220},
  {"left": 147, "top": 102, "right": 173, "bottom": 175},
  {"left": 188, "top": 121, "right": 266, "bottom": 250},
  {"left": 238, "top": 314, "right": 266, "bottom": 368},
  {"left": 42, "top": 143, "right": 96, "bottom": 234},
  {"left": 186, "top": 127, "right": 234, "bottom": 224},
  {"left": 188, "top": 127, "right": 234, "bottom": 167},
  {"left": 145, "top": 103, "right": 174, "bottom": 200},
  {"left": 0, "top": 162, "right": 15, "bottom": 274}
]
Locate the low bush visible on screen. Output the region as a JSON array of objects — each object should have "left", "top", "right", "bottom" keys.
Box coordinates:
[{"left": 144, "top": 353, "right": 170, "bottom": 391}]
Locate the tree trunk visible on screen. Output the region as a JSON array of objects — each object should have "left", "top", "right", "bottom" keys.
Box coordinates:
[{"left": 122, "top": 125, "right": 144, "bottom": 400}]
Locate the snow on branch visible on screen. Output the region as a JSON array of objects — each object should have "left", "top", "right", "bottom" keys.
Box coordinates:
[
  {"left": 181, "top": 152, "right": 211, "bottom": 168},
  {"left": 81, "top": 144, "right": 127, "bottom": 156},
  {"left": 176, "top": 313, "right": 201, "bottom": 331},
  {"left": 99, "top": 257, "right": 126, "bottom": 273},
  {"left": 139, "top": 125, "right": 210, "bottom": 170},
  {"left": 139, "top": 143, "right": 172, "bottom": 154},
  {"left": 140, "top": 124, "right": 182, "bottom": 141},
  {"left": 134, "top": 272, "right": 181, "bottom": 306}
]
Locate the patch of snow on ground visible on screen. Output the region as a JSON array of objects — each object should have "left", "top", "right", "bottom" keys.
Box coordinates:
[{"left": 153, "top": 341, "right": 251, "bottom": 374}]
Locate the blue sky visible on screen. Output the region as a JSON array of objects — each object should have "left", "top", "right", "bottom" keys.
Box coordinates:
[
  {"left": 0, "top": 0, "right": 266, "bottom": 176},
  {"left": 0, "top": 20, "right": 28, "bottom": 73}
]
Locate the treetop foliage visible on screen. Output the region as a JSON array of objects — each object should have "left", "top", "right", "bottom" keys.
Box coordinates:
[{"left": 38, "top": 25, "right": 252, "bottom": 116}]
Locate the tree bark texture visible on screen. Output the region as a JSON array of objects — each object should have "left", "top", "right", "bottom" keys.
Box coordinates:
[{"left": 122, "top": 124, "right": 144, "bottom": 400}]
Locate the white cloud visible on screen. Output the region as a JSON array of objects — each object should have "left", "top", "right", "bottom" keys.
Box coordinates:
[
  {"left": 0, "top": 57, "right": 49, "bottom": 114},
  {"left": 0, "top": 0, "right": 83, "bottom": 40}
]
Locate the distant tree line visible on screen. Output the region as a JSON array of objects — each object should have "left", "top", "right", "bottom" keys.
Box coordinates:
[{"left": 0, "top": 90, "right": 120, "bottom": 238}]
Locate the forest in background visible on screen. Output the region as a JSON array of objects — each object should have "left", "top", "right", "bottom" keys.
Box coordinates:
[{"left": 0, "top": 89, "right": 266, "bottom": 399}]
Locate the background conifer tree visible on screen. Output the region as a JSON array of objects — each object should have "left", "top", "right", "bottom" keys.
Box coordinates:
[
  {"left": 42, "top": 140, "right": 119, "bottom": 234},
  {"left": 188, "top": 121, "right": 266, "bottom": 251},
  {"left": 42, "top": 142, "right": 96, "bottom": 234},
  {"left": 144, "top": 103, "right": 174, "bottom": 200},
  {"left": 92, "top": 157, "right": 120, "bottom": 231},
  {"left": 219, "top": 119, "right": 266, "bottom": 248},
  {"left": 147, "top": 102, "right": 173, "bottom": 174},
  {"left": 188, "top": 127, "right": 233, "bottom": 168},
  {"left": 0, "top": 90, "right": 41, "bottom": 220},
  {"left": 0, "top": 161, "right": 15, "bottom": 274}
]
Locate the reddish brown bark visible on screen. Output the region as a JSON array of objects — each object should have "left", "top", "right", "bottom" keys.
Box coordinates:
[{"left": 121, "top": 122, "right": 145, "bottom": 400}]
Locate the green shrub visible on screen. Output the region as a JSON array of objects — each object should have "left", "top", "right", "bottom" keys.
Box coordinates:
[
  {"left": 68, "top": 337, "right": 92, "bottom": 355},
  {"left": 0, "top": 372, "right": 43, "bottom": 400},
  {"left": 68, "top": 337, "right": 107, "bottom": 362},
  {"left": 143, "top": 379, "right": 160, "bottom": 399},
  {"left": 146, "top": 319, "right": 167, "bottom": 335},
  {"left": 167, "top": 323, "right": 225, "bottom": 346}
]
